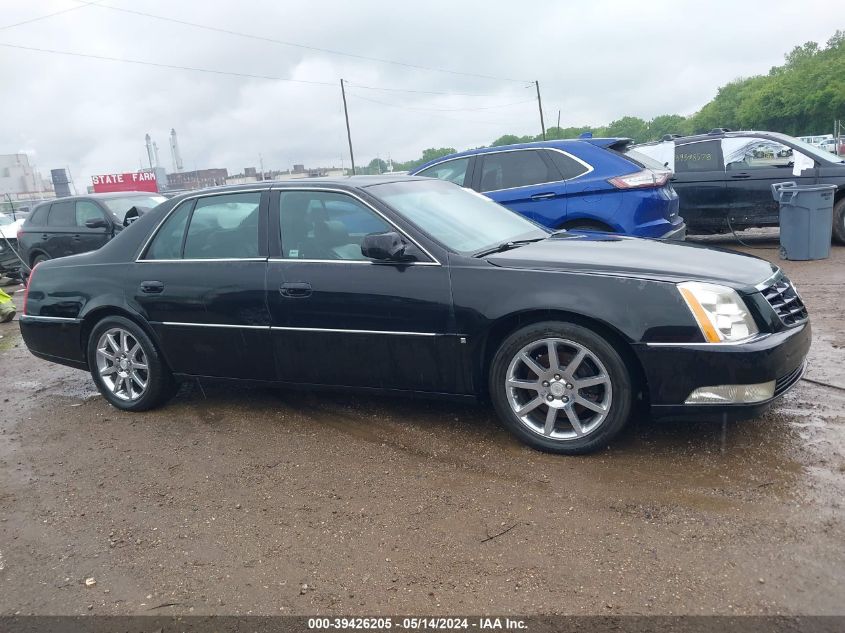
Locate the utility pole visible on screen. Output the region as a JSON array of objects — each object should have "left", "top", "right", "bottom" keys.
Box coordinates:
[
  {"left": 557, "top": 110, "right": 561, "bottom": 130},
  {"left": 340, "top": 79, "right": 356, "bottom": 175},
  {"left": 535, "top": 80, "right": 546, "bottom": 141}
]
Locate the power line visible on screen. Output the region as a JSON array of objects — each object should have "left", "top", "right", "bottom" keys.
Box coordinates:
[
  {"left": 0, "top": 2, "right": 98, "bottom": 31},
  {"left": 0, "top": 41, "right": 337, "bottom": 86},
  {"left": 0, "top": 41, "right": 525, "bottom": 98},
  {"left": 76, "top": 0, "right": 531, "bottom": 84},
  {"left": 349, "top": 92, "right": 537, "bottom": 113}
]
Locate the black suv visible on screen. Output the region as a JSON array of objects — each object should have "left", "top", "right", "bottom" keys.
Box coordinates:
[
  {"left": 19, "top": 192, "right": 166, "bottom": 269},
  {"left": 635, "top": 130, "right": 845, "bottom": 243}
]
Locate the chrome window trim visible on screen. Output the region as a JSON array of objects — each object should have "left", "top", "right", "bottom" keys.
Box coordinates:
[
  {"left": 139, "top": 258, "right": 268, "bottom": 264},
  {"left": 135, "top": 188, "right": 269, "bottom": 263},
  {"left": 270, "top": 186, "right": 441, "bottom": 266},
  {"left": 20, "top": 315, "right": 81, "bottom": 323},
  {"left": 645, "top": 333, "right": 772, "bottom": 347},
  {"left": 267, "top": 258, "right": 439, "bottom": 267}
]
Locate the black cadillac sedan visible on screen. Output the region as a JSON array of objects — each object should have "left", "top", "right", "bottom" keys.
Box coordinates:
[{"left": 19, "top": 176, "right": 810, "bottom": 454}]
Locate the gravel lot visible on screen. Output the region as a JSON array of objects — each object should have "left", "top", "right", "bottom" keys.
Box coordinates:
[{"left": 1, "top": 235, "right": 843, "bottom": 616}]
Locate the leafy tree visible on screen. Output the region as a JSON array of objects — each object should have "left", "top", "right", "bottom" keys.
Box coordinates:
[{"left": 368, "top": 31, "right": 843, "bottom": 169}]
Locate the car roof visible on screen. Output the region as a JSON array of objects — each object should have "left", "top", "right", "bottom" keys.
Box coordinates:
[
  {"left": 33, "top": 191, "right": 164, "bottom": 205},
  {"left": 637, "top": 130, "right": 789, "bottom": 146},
  {"left": 411, "top": 138, "right": 631, "bottom": 170},
  {"left": 164, "top": 175, "right": 432, "bottom": 199}
]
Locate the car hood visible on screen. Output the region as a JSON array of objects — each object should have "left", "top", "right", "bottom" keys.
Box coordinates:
[{"left": 485, "top": 232, "right": 777, "bottom": 291}]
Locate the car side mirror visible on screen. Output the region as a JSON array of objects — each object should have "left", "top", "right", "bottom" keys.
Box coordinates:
[
  {"left": 361, "top": 231, "right": 411, "bottom": 261},
  {"left": 123, "top": 206, "right": 151, "bottom": 227},
  {"left": 85, "top": 218, "right": 109, "bottom": 229}
]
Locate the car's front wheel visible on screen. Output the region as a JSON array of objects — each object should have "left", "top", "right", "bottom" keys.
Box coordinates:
[
  {"left": 87, "top": 316, "right": 175, "bottom": 411},
  {"left": 489, "top": 321, "right": 632, "bottom": 455}
]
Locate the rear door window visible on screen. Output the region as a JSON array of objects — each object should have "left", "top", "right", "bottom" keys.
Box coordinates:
[
  {"left": 47, "top": 201, "right": 76, "bottom": 227},
  {"left": 183, "top": 192, "right": 261, "bottom": 259},
  {"left": 415, "top": 157, "right": 470, "bottom": 186},
  {"left": 674, "top": 140, "right": 722, "bottom": 172},
  {"left": 546, "top": 150, "right": 590, "bottom": 179},
  {"left": 479, "top": 150, "right": 558, "bottom": 192},
  {"left": 145, "top": 202, "right": 192, "bottom": 260}
]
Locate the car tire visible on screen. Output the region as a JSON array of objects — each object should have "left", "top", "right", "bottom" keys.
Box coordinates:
[
  {"left": 832, "top": 198, "right": 845, "bottom": 245},
  {"left": 32, "top": 253, "right": 49, "bottom": 267},
  {"left": 489, "top": 321, "right": 632, "bottom": 455},
  {"left": 87, "top": 316, "right": 176, "bottom": 412},
  {"left": 562, "top": 221, "right": 613, "bottom": 233}
]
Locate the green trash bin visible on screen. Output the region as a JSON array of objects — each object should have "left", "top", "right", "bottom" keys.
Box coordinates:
[{"left": 771, "top": 181, "right": 836, "bottom": 261}]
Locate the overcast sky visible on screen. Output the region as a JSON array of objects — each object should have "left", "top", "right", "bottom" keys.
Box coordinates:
[{"left": 0, "top": 0, "right": 839, "bottom": 190}]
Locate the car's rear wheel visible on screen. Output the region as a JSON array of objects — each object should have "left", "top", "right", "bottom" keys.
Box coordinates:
[
  {"left": 832, "top": 198, "right": 845, "bottom": 245},
  {"left": 87, "top": 316, "right": 175, "bottom": 411},
  {"left": 489, "top": 321, "right": 632, "bottom": 454},
  {"left": 32, "top": 253, "right": 49, "bottom": 266}
]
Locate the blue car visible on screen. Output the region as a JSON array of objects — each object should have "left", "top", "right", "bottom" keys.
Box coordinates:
[{"left": 410, "top": 139, "right": 685, "bottom": 239}]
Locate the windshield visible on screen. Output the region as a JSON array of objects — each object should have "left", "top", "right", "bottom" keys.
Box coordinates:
[
  {"left": 766, "top": 132, "right": 843, "bottom": 164},
  {"left": 369, "top": 179, "right": 548, "bottom": 255},
  {"left": 102, "top": 195, "right": 167, "bottom": 221}
]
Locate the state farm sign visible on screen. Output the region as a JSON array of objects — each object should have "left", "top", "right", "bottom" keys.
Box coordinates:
[{"left": 91, "top": 171, "right": 158, "bottom": 193}]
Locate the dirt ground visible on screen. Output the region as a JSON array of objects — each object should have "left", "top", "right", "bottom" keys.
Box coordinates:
[{"left": 0, "top": 234, "right": 843, "bottom": 616}]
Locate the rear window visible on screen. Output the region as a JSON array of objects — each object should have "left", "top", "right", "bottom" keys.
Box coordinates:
[
  {"left": 546, "top": 150, "right": 590, "bottom": 180},
  {"left": 28, "top": 204, "right": 50, "bottom": 225},
  {"left": 624, "top": 147, "right": 671, "bottom": 171}
]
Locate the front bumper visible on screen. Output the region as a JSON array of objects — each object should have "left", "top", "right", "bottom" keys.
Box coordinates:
[{"left": 634, "top": 322, "right": 810, "bottom": 421}]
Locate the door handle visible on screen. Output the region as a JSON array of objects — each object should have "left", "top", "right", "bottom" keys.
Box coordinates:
[
  {"left": 72, "top": 234, "right": 81, "bottom": 241},
  {"left": 530, "top": 192, "right": 556, "bottom": 200},
  {"left": 140, "top": 280, "right": 165, "bottom": 294},
  {"left": 41, "top": 234, "right": 49, "bottom": 240},
  {"left": 280, "top": 282, "right": 312, "bottom": 298},
  {"left": 730, "top": 173, "right": 751, "bottom": 179}
]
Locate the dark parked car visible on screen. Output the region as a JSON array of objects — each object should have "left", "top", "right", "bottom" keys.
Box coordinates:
[
  {"left": 18, "top": 192, "right": 167, "bottom": 269},
  {"left": 20, "top": 177, "right": 809, "bottom": 454},
  {"left": 635, "top": 130, "right": 845, "bottom": 242},
  {"left": 0, "top": 213, "right": 25, "bottom": 279},
  {"left": 410, "top": 139, "right": 685, "bottom": 239}
]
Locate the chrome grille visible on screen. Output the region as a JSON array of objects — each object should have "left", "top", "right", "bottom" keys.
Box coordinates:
[{"left": 761, "top": 275, "right": 807, "bottom": 326}]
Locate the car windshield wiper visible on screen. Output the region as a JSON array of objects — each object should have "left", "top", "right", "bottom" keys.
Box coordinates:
[{"left": 473, "top": 237, "right": 546, "bottom": 258}]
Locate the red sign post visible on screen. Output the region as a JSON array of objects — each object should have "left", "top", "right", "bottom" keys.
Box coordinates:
[{"left": 91, "top": 172, "right": 158, "bottom": 193}]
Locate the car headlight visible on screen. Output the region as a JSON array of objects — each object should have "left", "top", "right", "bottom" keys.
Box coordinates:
[{"left": 677, "top": 281, "right": 759, "bottom": 343}]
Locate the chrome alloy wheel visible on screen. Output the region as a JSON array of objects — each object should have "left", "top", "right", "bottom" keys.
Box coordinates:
[
  {"left": 95, "top": 327, "right": 149, "bottom": 401},
  {"left": 505, "top": 338, "right": 612, "bottom": 440}
]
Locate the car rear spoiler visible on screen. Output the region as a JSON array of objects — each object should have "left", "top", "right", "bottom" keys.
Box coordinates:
[{"left": 583, "top": 138, "right": 633, "bottom": 152}]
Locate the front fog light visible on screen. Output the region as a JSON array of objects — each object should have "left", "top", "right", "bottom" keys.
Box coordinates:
[
  {"left": 678, "top": 281, "right": 759, "bottom": 343},
  {"left": 685, "top": 381, "right": 775, "bottom": 404}
]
